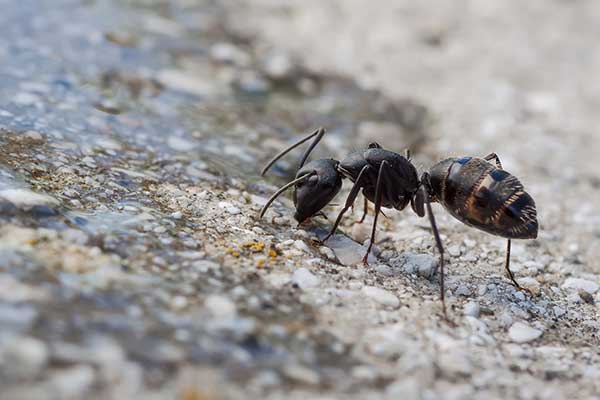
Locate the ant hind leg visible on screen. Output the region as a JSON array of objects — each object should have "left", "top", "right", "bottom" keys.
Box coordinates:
[{"left": 504, "top": 239, "right": 522, "bottom": 288}]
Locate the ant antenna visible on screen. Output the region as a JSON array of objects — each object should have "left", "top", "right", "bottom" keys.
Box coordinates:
[
  {"left": 259, "top": 173, "right": 315, "bottom": 218},
  {"left": 261, "top": 128, "right": 326, "bottom": 176}
]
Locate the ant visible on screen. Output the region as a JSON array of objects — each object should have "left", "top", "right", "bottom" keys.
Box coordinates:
[{"left": 259, "top": 128, "right": 538, "bottom": 319}]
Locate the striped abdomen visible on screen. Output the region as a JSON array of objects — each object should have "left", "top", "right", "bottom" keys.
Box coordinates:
[{"left": 428, "top": 157, "right": 538, "bottom": 239}]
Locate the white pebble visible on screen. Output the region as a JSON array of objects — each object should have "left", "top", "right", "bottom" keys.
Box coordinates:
[
  {"left": 401, "top": 252, "right": 437, "bottom": 278},
  {"left": 463, "top": 301, "right": 480, "bottom": 317},
  {"left": 0, "top": 336, "right": 48, "bottom": 379},
  {"left": 517, "top": 277, "right": 541, "bottom": 295},
  {"left": 361, "top": 286, "right": 400, "bottom": 308},
  {"left": 204, "top": 294, "right": 237, "bottom": 318},
  {"left": 293, "top": 240, "right": 311, "bottom": 253},
  {"left": 319, "top": 246, "right": 336, "bottom": 260},
  {"left": 508, "top": 322, "right": 543, "bottom": 343},
  {"left": 553, "top": 306, "right": 566, "bottom": 318},
  {"left": 292, "top": 267, "right": 320, "bottom": 289},
  {"left": 49, "top": 365, "right": 95, "bottom": 399},
  {"left": 448, "top": 245, "right": 461, "bottom": 257},
  {"left": 218, "top": 201, "right": 241, "bottom": 215},
  {"left": 0, "top": 188, "right": 59, "bottom": 207},
  {"left": 561, "top": 278, "right": 598, "bottom": 294}
]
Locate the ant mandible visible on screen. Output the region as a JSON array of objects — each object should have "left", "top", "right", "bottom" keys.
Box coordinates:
[{"left": 259, "top": 128, "right": 538, "bottom": 319}]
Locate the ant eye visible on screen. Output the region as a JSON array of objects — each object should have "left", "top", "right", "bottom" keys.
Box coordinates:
[{"left": 368, "top": 142, "right": 382, "bottom": 149}]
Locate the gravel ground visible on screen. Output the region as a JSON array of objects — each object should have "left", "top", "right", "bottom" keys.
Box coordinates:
[{"left": 0, "top": 1, "right": 599, "bottom": 399}]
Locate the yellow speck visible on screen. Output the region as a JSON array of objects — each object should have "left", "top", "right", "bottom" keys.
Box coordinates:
[
  {"left": 257, "top": 259, "right": 265, "bottom": 268},
  {"left": 232, "top": 251, "right": 240, "bottom": 257},
  {"left": 268, "top": 249, "right": 277, "bottom": 258},
  {"left": 242, "top": 241, "right": 265, "bottom": 252}
]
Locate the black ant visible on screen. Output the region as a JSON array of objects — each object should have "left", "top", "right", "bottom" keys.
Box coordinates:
[{"left": 259, "top": 128, "right": 538, "bottom": 319}]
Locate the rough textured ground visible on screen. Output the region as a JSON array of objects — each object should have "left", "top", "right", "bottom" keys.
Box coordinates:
[{"left": 0, "top": 1, "right": 599, "bottom": 399}]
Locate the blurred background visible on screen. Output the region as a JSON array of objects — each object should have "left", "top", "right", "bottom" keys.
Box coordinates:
[{"left": 0, "top": 0, "right": 599, "bottom": 399}]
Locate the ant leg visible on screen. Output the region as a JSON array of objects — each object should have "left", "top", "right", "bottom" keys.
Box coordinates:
[
  {"left": 259, "top": 173, "right": 314, "bottom": 218},
  {"left": 261, "top": 127, "right": 326, "bottom": 176},
  {"left": 322, "top": 165, "right": 370, "bottom": 242},
  {"left": 483, "top": 153, "right": 503, "bottom": 169},
  {"left": 423, "top": 189, "right": 449, "bottom": 321},
  {"left": 504, "top": 239, "right": 521, "bottom": 288},
  {"left": 363, "top": 161, "right": 388, "bottom": 265},
  {"left": 357, "top": 197, "right": 368, "bottom": 223}
]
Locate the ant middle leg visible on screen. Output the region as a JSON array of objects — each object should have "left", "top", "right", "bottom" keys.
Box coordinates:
[
  {"left": 357, "top": 197, "right": 368, "bottom": 223},
  {"left": 363, "top": 160, "right": 390, "bottom": 265}
]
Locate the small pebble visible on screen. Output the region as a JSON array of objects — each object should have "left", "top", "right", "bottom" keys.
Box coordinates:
[
  {"left": 561, "top": 278, "right": 598, "bottom": 294},
  {"left": 361, "top": 286, "right": 400, "bottom": 308},
  {"left": 455, "top": 284, "right": 471, "bottom": 297},
  {"left": 517, "top": 277, "right": 541, "bottom": 296},
  {"left": 292, "top": 267, "right": 320, "bottom": 289},
  {"left": 0, "top": 336, "right": 49, "bottom": 379},
  {"left": 283, "top": 364, "right": 320, "bottom": 385},
  {"left": 293, "top": 240, "right": 311, "bottom": 253},
  {"left": 553, "top": 306, "right": 566, "bottom": 318},
  {"left": 463, "top": 301, "right": 480, "bottom": 317},
  {"left": 448, "top": 245, "right": 461, "bottom": 257},
  {"left": 204, "top": 294, "right": 237, "bottom": 318},
  {"left": 218, "top": 201, "right": 241, "bottom": 215},
  {"left": 0, "top": 188, "right": 59, "bottom": 207},
  {"left": 319, "top": 246, "right": 336, "bottom": 260},
  {"left": 400, "top": 252, "right": 437, "bottom": 278},
  {"left": 508, "top": 322, "right": 543, "bottom": 343},
  {"left": 578, "top": 290, "right": 595, "bottom": 304}
]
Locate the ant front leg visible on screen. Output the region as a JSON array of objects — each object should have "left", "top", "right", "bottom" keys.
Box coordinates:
[{"left": 322, "top": 165, "right": 370, "bottom": 243}]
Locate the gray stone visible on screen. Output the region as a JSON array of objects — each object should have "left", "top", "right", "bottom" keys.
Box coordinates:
[
  {"left": 325, "top": 234, "right": 376, "bottom": 265},
  {"left": 399, "top": 252, "right": 437, "bottom": 278}
]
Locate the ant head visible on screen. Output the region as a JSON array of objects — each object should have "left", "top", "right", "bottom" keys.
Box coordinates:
[{"left": 293, "top": 159, "right": 342, "bottom": 223}]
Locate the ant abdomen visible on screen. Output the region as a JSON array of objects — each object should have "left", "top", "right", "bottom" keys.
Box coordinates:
[{"left": 428, "top": 156, "right": 538, "bottom": 239}]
